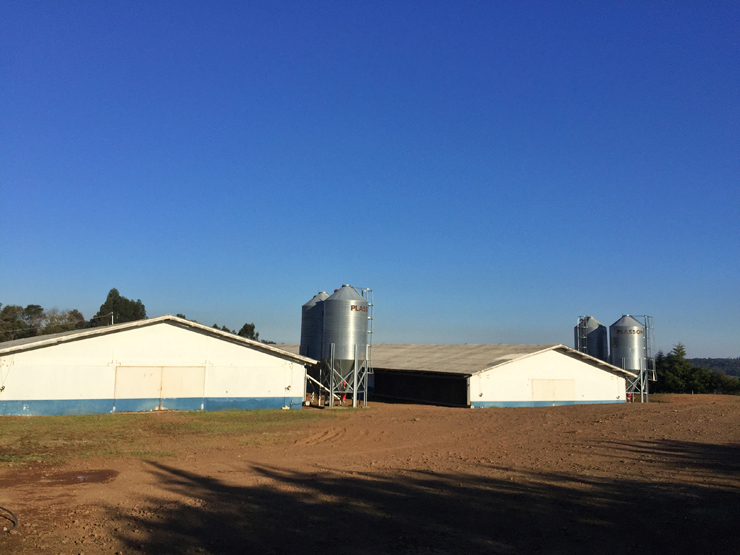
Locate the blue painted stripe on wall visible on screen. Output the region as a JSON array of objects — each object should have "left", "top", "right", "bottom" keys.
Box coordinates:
[
  {"left": 161, "top": 397, "right": 204, "bottom": 411},
  {"left": 0, "top": 396, "right": 303, "bottom": 416},
  {"left": 114, "top": 398, "right": 161, "bottom": 413},
  {"left": 471, "top": 400, "right": 626, "bottom": 408},
  {"left": 0, "top": 399, "right": 115, "bottom": 416},
  {"left": 204, "top": 396, "right": 303, "bottom": 411}
]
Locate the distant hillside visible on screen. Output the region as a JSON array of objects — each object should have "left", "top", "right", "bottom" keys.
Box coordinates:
[{"left": 690, "top": 358, "right": 740, "bottom": 377}]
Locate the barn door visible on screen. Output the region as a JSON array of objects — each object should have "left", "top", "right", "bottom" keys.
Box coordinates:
[
  {"left": 114, "top": 367, "right": 163, "bottom": 412},
  {"left": 161, "top": 367, "right": 205, "bottom": 411},
  {"left": 114, "top": 366, "right": 206, "bottom": 412},
  {"left": 531, "top": 379, "right": 576, "bottom": 403}
]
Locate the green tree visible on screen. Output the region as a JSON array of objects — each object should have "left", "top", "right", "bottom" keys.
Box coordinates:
[
  {"left": 0, "top": 304, "right": 32, "bottom": 341},
  {"left": 41, "top": 308, "right": 87, "bottom": 334},
  {"left": 711, "top": 371, "right": 740, "bottom": 395},
  {"left": 22, "top": 304, "right": 44, "bottom": 329},
  {"left": 67, "top": 309, "right": 86, "bottom": 327},
  {"left": 655, "top": 344, "right": 692, "bottom": 393},
  {"left": 655, "top": 343, "right": 720, "bottom": 394},
  {"left": 91, "top": 288, "right": 146, "bottom": 326},
  {"left": 1, "top": 303, "right": 86, "bottom": 340},
  {"left": 687, "top": 365, "right": 713, "bottom": 394},
  {"left": 690, "top": 357, "right": 740, "bottom": 377},
  {"left": 237, "top": 322, "right": 259, "bottom": 341}
]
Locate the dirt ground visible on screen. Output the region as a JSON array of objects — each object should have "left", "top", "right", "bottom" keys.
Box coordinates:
[{"left": 1, "top": 395, "right": 739, "bottom": 555}]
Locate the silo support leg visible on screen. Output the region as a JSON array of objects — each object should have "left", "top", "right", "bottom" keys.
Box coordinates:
[{"left": 352, "top": 345, "right": 357, "bottom": 408}]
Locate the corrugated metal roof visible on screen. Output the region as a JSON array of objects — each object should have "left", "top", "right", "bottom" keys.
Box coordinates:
[
  {"left": 611, "top": 315, "right": 644, "bottom": 328},
  {"left": 371, "top": 344, "right": 557, "bottom": 375},
  {"left": 275, "top": 343, "right": 636, "bottom": 378},
  {"left": 327, "top": 285, "right": 365, "bottom": 302},
  {"left": 0, "top": 327, "right": 88, "bottom": 349},
  {"left": 0, "top": 315, "right": 317, "bottom": 365}
]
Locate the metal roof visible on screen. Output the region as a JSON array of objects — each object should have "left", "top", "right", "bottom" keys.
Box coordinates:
[
  {"left": 611, "top": 314, "right": 644, "bottom": 328},
  {"left": 372, "top": 344, "right": 557, "bottom": 375},
  {"left": 0, "top": 328, "right": 88, "bottom": 349},
  {"left": 302, "top": 292, "right": 329, "bottom": 308},
  {"left": 327, "top": 285, "right": 365, "bottom": 302},
  {"left": 0, "top": 315, "right": 317, "bottom": 365},
  {"left": 275, "top": 343, "right": 636, "bottom": 379}
]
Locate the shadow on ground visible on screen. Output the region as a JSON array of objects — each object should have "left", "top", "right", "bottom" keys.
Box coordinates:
[
  {"left": 109, "top": 439, "right": 740, "bottom": 555},
  {"left": 602, "top": 439, "right": 740, "bottom": 477}
]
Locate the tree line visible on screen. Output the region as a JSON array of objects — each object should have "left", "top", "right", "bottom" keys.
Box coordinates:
[
  {"left": 688, "top": 357, "right": 740, "bottom": 377},
  {"left": 175, "top": 314, "right": 274, "bottom": 344},
  {"left": 653, "top": 343, "right": 740, "bottom": 395},
  {"left": 1, "top": 288, "right": 272, "bottom": 344},
  {"left": 0, "top": 304, "right": 88, "bottom": 340}
]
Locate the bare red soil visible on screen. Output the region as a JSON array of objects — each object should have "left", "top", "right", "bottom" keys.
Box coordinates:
[{"left": 1, "top": 395, "right": 739, "bottom": 555}]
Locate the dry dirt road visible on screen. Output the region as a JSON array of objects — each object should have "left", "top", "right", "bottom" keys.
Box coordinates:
[{"left": 1, "top": 395, "right": 739, "bottom": 555}]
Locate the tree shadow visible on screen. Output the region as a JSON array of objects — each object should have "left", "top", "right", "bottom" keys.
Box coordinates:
[
  {"left": 598, "top": 439, "right": 740, "bottom": 477},
  {"left": 107, "top": 440, "right": 740, "bottom": 555}
]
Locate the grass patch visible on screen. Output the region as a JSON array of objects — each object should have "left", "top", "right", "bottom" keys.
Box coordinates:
[
  {"left": 0, "top": 452, "right": 54, "bottom": 464},
  {"left": 0, "top": 408, "right": 341, "bottom": 467},
  {"left": 128, "top": 450, "right": 175, "bottom": 458}
]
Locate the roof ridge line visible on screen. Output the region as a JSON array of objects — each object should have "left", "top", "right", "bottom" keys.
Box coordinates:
[{"left": 0, "top": 314, "right": 317, "bottom": 365}]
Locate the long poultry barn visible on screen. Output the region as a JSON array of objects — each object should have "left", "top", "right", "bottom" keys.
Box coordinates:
[
  {"left": 0, "top": 315, "right": 316, "bottom": 416},
  {"left": 369, "top": 344, "right": 635, "bottom": 408}
]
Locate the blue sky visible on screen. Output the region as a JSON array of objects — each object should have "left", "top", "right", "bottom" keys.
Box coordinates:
[{"left": 1, "top": 1, "right": 738, "bottom": 357}]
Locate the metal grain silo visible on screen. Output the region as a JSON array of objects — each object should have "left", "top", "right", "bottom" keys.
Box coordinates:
[
  {"left": 574, "top": 316, "right": 608, "bottom": 361},
  {"left": 609, "top": 315, "right": 646, "bottom": 371},
  {"left": 322, "top": 285, "right": 368, "bottom": 360},
  {"left": 300, "top": 292, "right": 329, "bottom": 359},
  {"left": 322, "top": 285, "right": 368, "bottom": 389}
]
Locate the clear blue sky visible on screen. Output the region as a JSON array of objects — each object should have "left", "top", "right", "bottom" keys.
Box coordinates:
[{"left": 1, "top": 2, "right": 738, "bottom": 357}]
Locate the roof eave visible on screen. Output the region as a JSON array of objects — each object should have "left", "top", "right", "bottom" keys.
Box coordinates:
[
  {"left": 552, "top": 344, "right": 638, "bottom": 378},
  {"left": 0, "top": 315, "right": 317, "bottom": 366},
  {"left": 167, "top": 316, "right": 317, "bottom": 365},
  {"left": 471, "top": 344, "right": 637, "bottom": 379},
  {"left": 470, "top": 345, "right": 561, "bottom": 375}
]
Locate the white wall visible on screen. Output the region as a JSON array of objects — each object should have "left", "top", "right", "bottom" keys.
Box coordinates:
[
  {"left": 204, "top": 332, "right": 302, "bottom": 399},
  {"left": 0, "top": 322, "right": 305, "bottom": 414},
  {"left": 468, "top": 350, "right": 625, "bottom": 406}
]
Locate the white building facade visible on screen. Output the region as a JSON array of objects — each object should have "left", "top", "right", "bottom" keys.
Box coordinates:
[
  {"left": 468, "top": 348, "right": 629, "bottom": 408},
  {"left": 367, "top": 344, "right": 634, "bottom": 408},
  {"left": 0, "top": 316, "right": 315, "bottom": 416}
]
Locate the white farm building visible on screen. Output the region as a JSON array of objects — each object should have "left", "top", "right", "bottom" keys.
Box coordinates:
[
  {"left": 368, "top": 344, "right": 635, "bottom": 407},
  {"left": 274, "top": 343, "right": 635, "bottom": 408},
  {"left": 0, "top": 315, "right": 316, "bottom": 416}
]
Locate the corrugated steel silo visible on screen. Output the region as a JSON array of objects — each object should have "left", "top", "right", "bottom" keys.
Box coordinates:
[
  {"left": 300, "top": 292, "right": 329, "bottom": 359},
  {"left": 322, "top": 285, "right": 368, "bottom": 389},
  {"left": 574, "top": 316, "right": 608, "bottom": 361},
  {"left": 322, "top": 285, "right": 368, "bottom": 360},
  {"left": 609, "top": 315, "right": 646, "bottom": 371}
]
